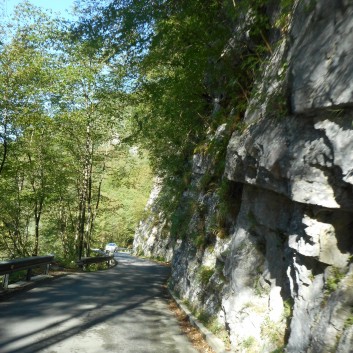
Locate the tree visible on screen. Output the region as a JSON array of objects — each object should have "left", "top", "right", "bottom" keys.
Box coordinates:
[
  {"left": 0, "top": 1, "right": 156, "bottom": 261},
  {"left": 72, "top": 0, "right": 236, "bottom": 176},
  {"left": 0, "top": 4, "right": 61, "bottom": 257},
  {"left": 49, "top": 18, "right": 126, "bottom": 259}
]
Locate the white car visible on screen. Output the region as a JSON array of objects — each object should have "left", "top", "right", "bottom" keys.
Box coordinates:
[{"left": 105, "top": 243, "right": 118, "bottom": 253}]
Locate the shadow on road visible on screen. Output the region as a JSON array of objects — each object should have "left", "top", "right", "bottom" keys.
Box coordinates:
[{"left": 0, "top": 254, "right": 175, "bottom": 353}]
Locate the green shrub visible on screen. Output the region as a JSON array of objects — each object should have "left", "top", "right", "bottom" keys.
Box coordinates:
[
  {"left": 197, "top": 266, "right": 215, "bottom": 286},
  {"left": 242, "top": 336, "right": 257, "bottom": 350},
  {"left": 325, "top": 267, "right": 345, "bottom": 294},
  {"left": 344, "top": 308, "right": 353, "bottom": 329},
  {"left": 261, "top": 316, "right": 285, "bottom": 348}
]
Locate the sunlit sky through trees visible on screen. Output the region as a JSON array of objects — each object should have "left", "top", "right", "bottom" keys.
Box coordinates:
[{"left": 3, "top": 0, "right": 76, "bottom": 19}]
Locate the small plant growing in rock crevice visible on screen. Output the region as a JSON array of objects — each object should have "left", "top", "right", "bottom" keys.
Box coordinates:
[
  {"left": 253, "top": 272, "right": 270, "bottom": 297},
  {"left": 241, "top": 336, "right": 258, "bottom": 352},
  {"left": 283, "top": 298, "right": 293, "bottom": 320},
  {"left": 197, "top": 266, "right": 215, "bottom": 286},
  {"left": 135, "top": 245, "right": 145, "bottom": 257},
  {"left": 261, "top": 316, "right": 286, "bottom": 349},
  {"left": 343, "top": 308, "right": 353, "bottom": 329},
  {"left": 196, "top": 310, "right": 230, "bottom": 347},
  {"left": 325, "top": 267, "right": 345, "bottom": 295},
  {"left": 192, "top": 233, "right": 207, "bottom": 249}
]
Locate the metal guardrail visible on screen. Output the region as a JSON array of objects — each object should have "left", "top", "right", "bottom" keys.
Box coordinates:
[
  {"left": 116, "top": 247, "right": 132, "bottom": 253},
  {"left": 0, "top": 253, "right": 118, "bottom": 290},
  {"left": 0, "top": 255, "right": 54, "bottom": 290},
  {"left": 76, "top": 255, "right": 116, "bottom": 270}
]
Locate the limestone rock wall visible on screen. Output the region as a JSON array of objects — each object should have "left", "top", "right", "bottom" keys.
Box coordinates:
[
  {"left": 133, "top": 178, "right": 174, "bottom": 262},
  {"left": 133, "top": 1, "right": 353, "bottom": 352}
]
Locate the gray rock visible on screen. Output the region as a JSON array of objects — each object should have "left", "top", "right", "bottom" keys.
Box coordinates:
[
  {"left": 133, "top": 178, "right": 174, "bottom": 262},
  {"left": 309, "top": 265, "right": 353, "bottom": 352},
  {"left": 290, "top": 0, "right": 353, "bottom": 113},
  {"left": 133, "top": 2, "right": 353, "bottom": 352},
  {"left": 337, "top": 324, "right": 353, "bottom": 353},
  {"left": 225, "top": 115, "right": 353, "bottom": 210},
  {"left": 286, "top": 257, "right": 325, "bottom": 353},
  {"left": 192, "top": 153, "right": 212, "bottom": 175}
]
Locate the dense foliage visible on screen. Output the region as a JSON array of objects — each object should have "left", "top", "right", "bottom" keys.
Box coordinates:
[
  {"left": 0, "top": 2, "right": 152, "bottom": 263},
  {"left": 72, "top": 0, "right": 280, "bottom": 237},
  {"left": 76, "top": 0, "right": 291, "bottom": 248},
  {"left": 0, "top": 0, "right": 290, "bottom": 262}
]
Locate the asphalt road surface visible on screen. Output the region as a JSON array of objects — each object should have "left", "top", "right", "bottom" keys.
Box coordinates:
[{"left": 0, "top": 253, "right": 198, "bottom": 353}]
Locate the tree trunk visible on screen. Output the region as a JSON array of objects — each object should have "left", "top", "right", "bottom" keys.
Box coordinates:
[
  {"left": 77, "top": 120, "right": 92, "bottom": 260},
  {"left": 33, "top": 196, "right": 44, "bottom": 256}
]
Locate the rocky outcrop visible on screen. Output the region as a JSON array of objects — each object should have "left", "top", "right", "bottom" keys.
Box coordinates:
[
  {"left": 134, "top": 1, "right": 353, "bottom": 352},
  {"left": 290, "top": 0, "right": 353, "bottom": 113},
  {"left": 133, "top": 179, "right": 174, "bottom": 262}
]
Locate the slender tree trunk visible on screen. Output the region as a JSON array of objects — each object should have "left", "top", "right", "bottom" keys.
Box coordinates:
[
  {"left": 77, "top": 120, "right": 92, "bottom": 260},
  {"left": 0, "top": 100, "right": 8, "bottom": 175},
  {"left": 33, "top": 196, "right": 44, "bottom": 256},
  {"left": 27, "top": 138, "right": 45, "bottom": 257},
  {"left": 0, "top": 122, "right": 8, "bottom": 175},
  {"left": 89, "top": 144, "right": 109, "bottom": 239},
  {"left": 84, "top": 158, "right": 93, "bottom": 257}
]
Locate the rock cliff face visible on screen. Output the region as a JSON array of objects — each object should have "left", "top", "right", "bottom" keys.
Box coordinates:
[{"left": 133, "top": 1, "right": 353, "bottom": 352}]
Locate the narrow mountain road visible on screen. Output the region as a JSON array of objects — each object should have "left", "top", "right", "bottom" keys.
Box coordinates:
[{"left": 0, "top": 253, "right": 198, "bottom": 353}]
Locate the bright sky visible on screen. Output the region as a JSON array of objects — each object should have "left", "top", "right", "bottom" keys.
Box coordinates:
[{"left": 4, "top": 0, "right": 76, "bottom": 19}]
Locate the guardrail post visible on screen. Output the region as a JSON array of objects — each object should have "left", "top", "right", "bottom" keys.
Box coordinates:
[
  {"left": 26, "top": 268, "right": 32, "bottom": 281},
  {"left": 76, "top": 255, "right": 115, "bottom": 270},
  {"left": 45, "top": 263, "right": 50, "bottom": 275},
  {"left": 0, "top": 255, "right": 54, "bottom": 289},
  {"left": 3, "top": 274, "right": 9, "bottom": 290}
]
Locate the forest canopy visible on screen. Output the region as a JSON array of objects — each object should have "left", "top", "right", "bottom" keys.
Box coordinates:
[
  {"left": 0, "top": 0, "right": 284, "bottom": 263},
  {"left": 0, "top": 1, "right": 153, "bottom": 262}
]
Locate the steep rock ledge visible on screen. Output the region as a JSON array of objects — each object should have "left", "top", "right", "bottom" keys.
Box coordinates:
[{"left": 133, "top": 1, "right": 353, "bottom": 352}]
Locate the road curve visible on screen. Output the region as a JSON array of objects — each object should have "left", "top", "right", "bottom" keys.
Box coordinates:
[{"left": 0, "top": 253, "right": 198, "bottom": 353}]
